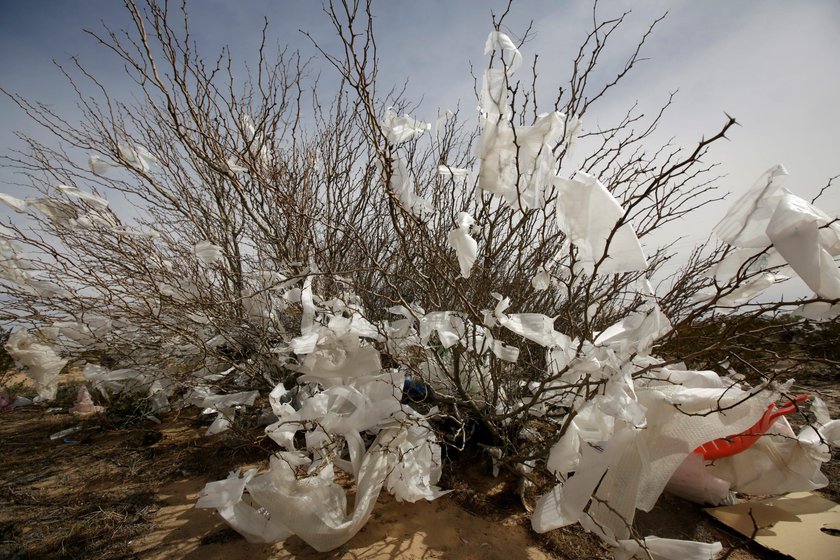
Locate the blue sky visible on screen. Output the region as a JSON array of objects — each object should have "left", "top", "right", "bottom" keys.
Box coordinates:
[{"left": 1, "top": 0, "right": 839, "bottom": 287}]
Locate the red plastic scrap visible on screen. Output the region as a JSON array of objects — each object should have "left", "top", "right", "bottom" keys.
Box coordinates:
[{"left": 694, "top": 394, "right": 810, "bottom": 460}]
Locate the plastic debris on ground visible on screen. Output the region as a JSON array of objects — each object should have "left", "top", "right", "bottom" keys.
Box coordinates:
[{"left": 69, "top": 385, "right": 106, "bottom": 417}]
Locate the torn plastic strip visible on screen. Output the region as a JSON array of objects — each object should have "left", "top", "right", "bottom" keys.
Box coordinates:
[
  {"left": 615, "top": 536, "right": 722, "bottom": 560},
  {"left": 447, "top": 212, "right": 478, "bottom": 279}
]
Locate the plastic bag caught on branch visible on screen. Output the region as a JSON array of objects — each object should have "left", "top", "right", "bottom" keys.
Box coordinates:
[
  {"left": 715, "top": 165, "right": 840, "bottom": 311},
  {"left": 766, "top": 192, "right": 840, "bottom": 299},
  {"left": 554, "top": 171, "right": 648, "bottom": 274},
  {"left": 447, "top": 212, "right": 477, "bottom": 279},
  {"left": 533, "top": 365, "right": 773, "bottom": 539},
  {"left": 4, "top": 330, "right": 67, "bottom": 400},
  {"left": 380, "top": 108, "right": 431, "bottom": 146},
  {"left": 714, "top": 165, "right": 788, "bottom": 248}
]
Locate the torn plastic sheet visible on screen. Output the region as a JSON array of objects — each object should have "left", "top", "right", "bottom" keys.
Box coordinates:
[
  {"left": 534, "top": 370, "right": 773, "bottom": 540},
  {"left": 713, "top": 247, "right": 786, "bottom": 284},
  {"left": 294, "top": 343, "right": 384, "bottom": 383},
  {"left": 268, "top": 383, "right": 295, "bottom": 418},
  {"left": 0, "top": 238, "right": 74, "bottom": 299},
  {"left": 249, "top": 436, "right": 389, "bottom": 551},
  {"left": 615, "top": 536, "right": 722, "bottom": 560},
  {"left": 532, "top": 266, "right": 551, "bottom": 290},
  {"left": 477, "top": 112, "right": 564, "bottom": 210},
  {"left": 436, "top": 164, "right": 470, "bottom": 179},
  {"left": 491, "top": 293, "right": 568, "bottom": 348},
  {"left": 532, "top": 426, "right": 636, "bottom": 532},
  {"left": 705, "top": 416, "right": 832, "bottom": 495},
  {"left": 192, "top": 240, "right": 224, "bottom": 265},
  {"left": 290, "top": 331, "right": 319, "bottom": 354},
  {"left": 56, "top": 184, "right": 109, "bottom": 208},
  {"left": 486, "top": 330, "right": 520, "bottom": 362},
  {"left": 326, "top": 313, "right": 383, "bottom": 342},
  {"left": 225, "top": 157, "right": 248, "bottom": 173},
  {"left": 713, "top": 165, "right": 840, "bottom": 304},
  {"left": 563, "top": 114, "right": 583, "bottom": 153},
  {"left": 188, "top": 388, "right": 259, "bottom": 411},
  {"left": 118, "top": 143, "right": 158, "bottom": 172},
  {"left": 484, "top": 30, "right": 523, "bottom": 74},
  {"left": 819, "top": 419, "right": 840, "bottom": 446},
  {"left": 265, "top": 371, "right": 402, "bottom": 453},
  {"left": 88, "top": 154, "right": 119, "bottom": 175},
  {"left": 25, "top": 198, "right": 77, "bottom": 228},
  {"left": 239, "top": 115, "right": 272, "bottom": 165},
  {"left": 665, "top": 453, "right": 733, "bottom": 506},
  {"left": 381, "top": 415, "right": 451, "bottom": 503},
  {"left": 447, "top": 212, "right": 478, "bottom": 279},
  {"left": 385, "top": 157, "right": 432, "bottom": 217},
  {"left": 715, "top": 272, "right": 780, "bottom": 307},
  {"left": 765, "top": 192, "right": 840, "bottom": 299},
  {"left": 54, "top": 316, "right": 113, "bottom": 347},
  {"left": 4, "top": 330, "right": 68, "bottom": 400},
  {"left": 476, "top": 34, "right": 566, "bottom": 211},
  {"left": 594, "top": 304, "right": 672, "bottom": 358},
  {"left": 83, "top": 363, "right": 172, "bottom": 413},
  {"left": 554, "top": 171, "right": 648, "bottom": 274},
  {"left": 714, "top": 165, "right": 788, "bottom": 248},
  {"left": 195, "top": 468, "right": 293, "bottom": 543},
  {"left": 0, "top": 193, "right": 29, "bottom": 212},
  {"left": 186, "top": 388, "right": 259, "bottom": 436},
  {"left": 480, "top": 68, "right": 509, "bottom": 120},
  {"left": 794, "top": 301, "right": 840, "bottom": 320},
  {"left": 418, "top": 311, "right": 465, "bottom": 348},
  {"left": 380, "top": 108, "right": 430, "bottom": 146},
  {"left": 585, "top": 383, "right": 772, "bottom": 540},
  {"left": 202, "top": 417, "right": 447, "bottom": 552},
  {"left": 300, "top": 377, "right": 399, "bottom": 438},
  {"left": 298, "top": 276, "right": 314, "bottom": 322}
]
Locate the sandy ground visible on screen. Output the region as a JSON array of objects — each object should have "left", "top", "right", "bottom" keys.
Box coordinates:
[{"left": 134, "top": 478, "right": 552, "bottom": 560}]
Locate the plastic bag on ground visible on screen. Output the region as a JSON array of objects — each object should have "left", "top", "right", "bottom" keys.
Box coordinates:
[
  {"left": 70, "top": 385, "right": 105, "bottom": 417},
  {"left": 615, "top": 536, "right": 722, "bottom": 560}
]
